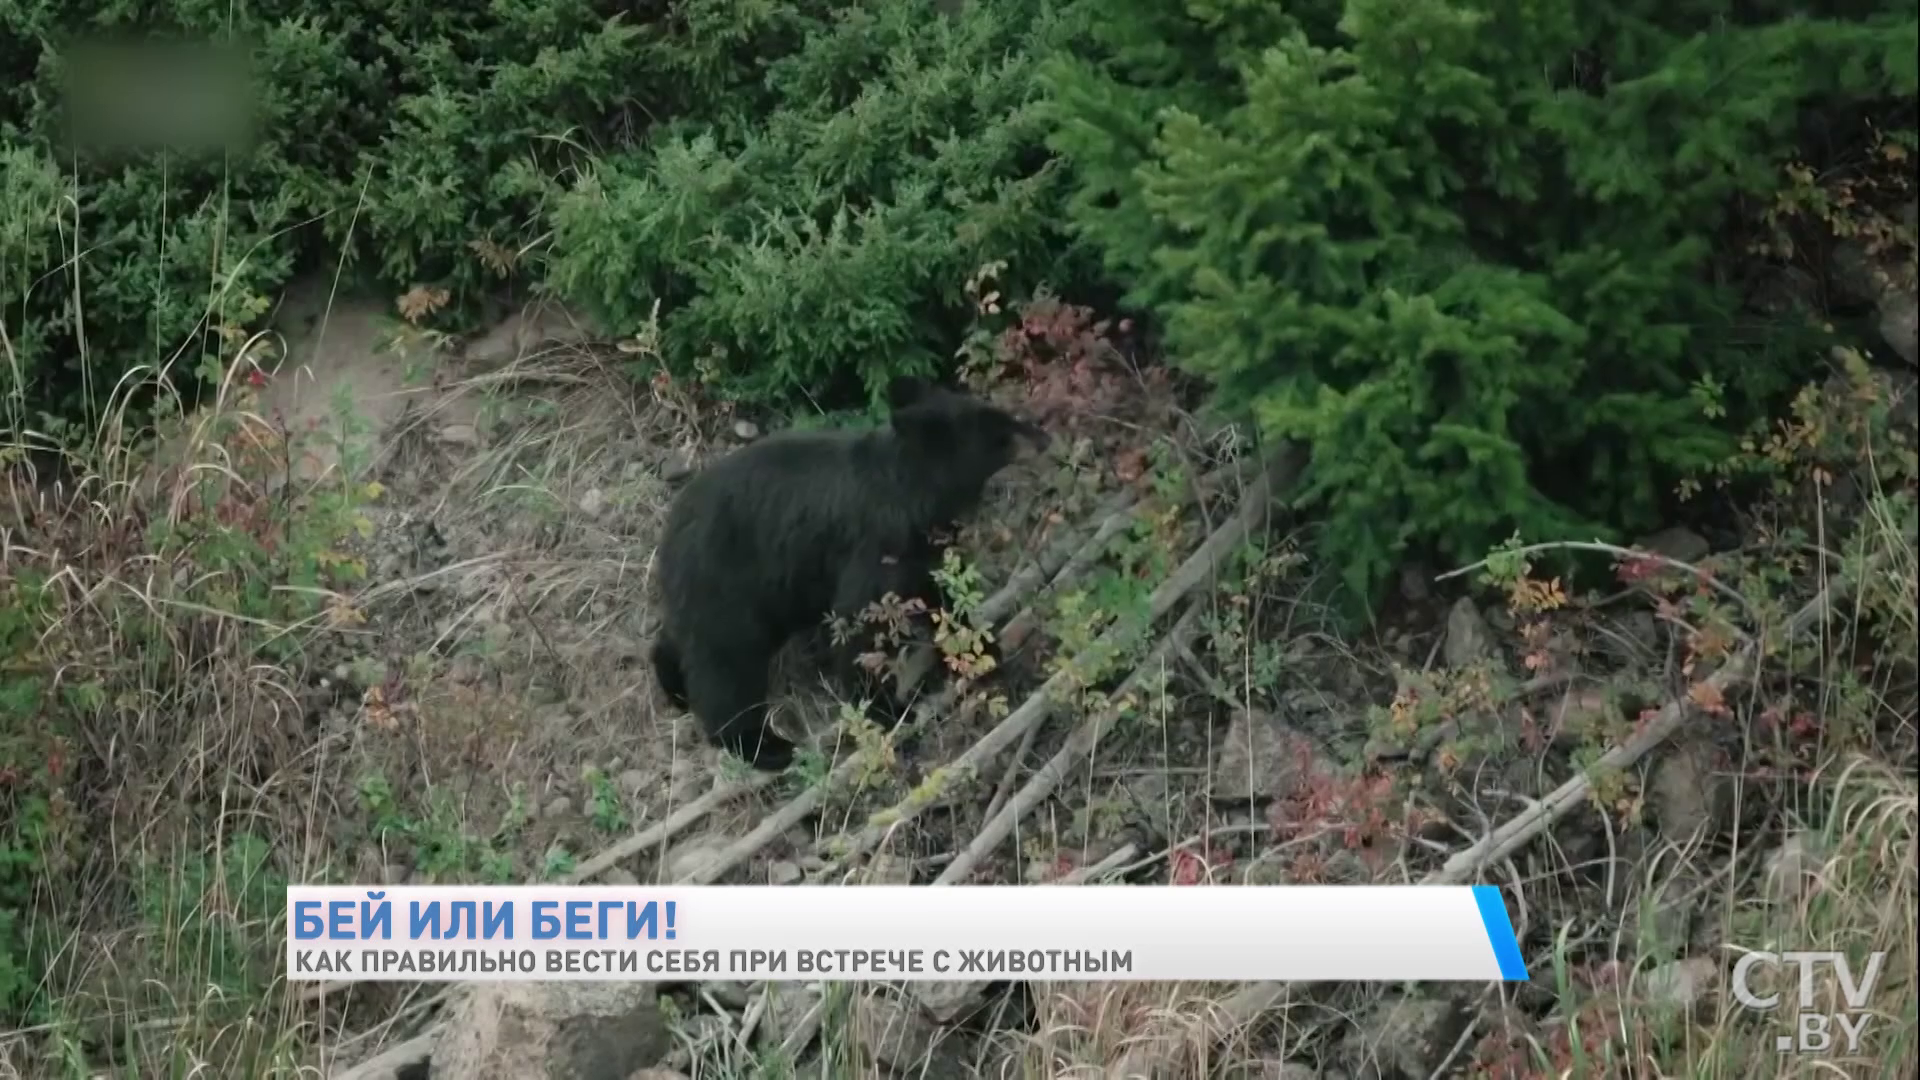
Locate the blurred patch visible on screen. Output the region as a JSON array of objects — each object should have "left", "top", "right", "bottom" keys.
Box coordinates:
[{"left": 62, "top": 39, "right": 255, "bottom": 153}]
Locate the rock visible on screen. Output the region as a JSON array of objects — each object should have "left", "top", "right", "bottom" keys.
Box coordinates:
[
  {"left": 578, "top": 487, "right": 607, "bottom": 517},
  {"left": 732, "top": 419, "right": 761, "bottom": 441},
  {"left": 1237, "top": 855, "right": 1291, "bottom": 886},
  {"left": 1210, "top": 710, "right": 1315, "bottom": 802},
  {"left": 447, "top": 653, "right": 489, "bottom": 685},
  {"left": 913, "top": 979, "right": 988, "bottom": 1024},
  {"left": 1619, "top": 610, "right": 1662, "bottom": 656},
  {"left": 760, "top": 984, "right": 823, "bottom": 1050},
  {"left": 863, "top": 854, "right": 914, "bottom": 886},
  {"left": 660, "top": 451, "right": 698, "bottom": 483},
  {"left": 767, "top": 860, "right": 803, "bottom": 886},
  {"left": 542, "top": 796, "right": 574, "bottom": 820},
  {"left": 1344, "top": 996, "right": 1469, "bottom": 1080},
  {"left": 437, "top": 423, "right": 479, "bottom": 446},
  {"left": 1634, "top": 526, "right": 1709, "bottom": 566},
  {"left": 704, "top": 982, "right": 751, "bottom": 1009},
  {"left": 666, "top": 836, "right": 725, "bottom": 882},
  {"left": 464, "top": 302, "right": 600, "bottom": 367},
  {"left": 1120, "top": 771, "right": 1173, "bottom": 837},
  {"left": 1442, "top": 597, "right": 1493, "bottom": 670},
  {"left": 854, "top": 994, "right": 940, "bottom": 1069},
  {"left": 1764, "top": 832, "right": 1827, "bottom": 903},
  {"left": 1638, "top": 956, "right": 1718, "bottom": 1012},
  {"left": 1647, "top": 739, "right": 1733, "bottom": 841},
  {"left": 618, "top": 769, "right": 652, "bottom": 797},
  {"left": 433, "top": 982, "right": 671, "bottom": 1080},
  {"left": 1637, "top": 875, "right": 1699, "bottom": 959},
  {"left": 1397, "top": 563, "right": 1432, "bottom": 605},
  {"left": 627, "top": 1071, "right": 690, "bottom": 1080},
  {"left": 601, "top": 868, "right": 639, "bottom": 886},
  {"left": 1548, "top": 686, "right": 1620, "bottom": 747},
  {"left": 1881, "top": 289, "right": 1919, "bottom": 366}
]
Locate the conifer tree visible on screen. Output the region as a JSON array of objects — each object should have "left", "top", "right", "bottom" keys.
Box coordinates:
[{"left": 1045, "top": 0, "right": 1919, "bottom": 601}]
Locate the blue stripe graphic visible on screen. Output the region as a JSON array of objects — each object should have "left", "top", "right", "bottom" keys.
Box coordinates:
[{"left": 1471, "top": 885, "right": 1529, "bottom": 980}]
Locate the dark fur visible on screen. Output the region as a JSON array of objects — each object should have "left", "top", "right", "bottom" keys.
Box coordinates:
[{"left": 650, "top": 376, "right": 1049, "bottom": 770}]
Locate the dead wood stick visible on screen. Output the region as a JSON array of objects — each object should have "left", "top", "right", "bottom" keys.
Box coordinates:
[
  {"left": 302, "top": 770, "right": 776, "bottom": 1006},
  {"left": 999, "top": 461, "right": 1243, "bottom": 650},
  {"left": 815, "top": 454, "right": 1290, "bottom": 874},
  {"left": 676, "top": 482, "right": 1157, "bottom": 888},
  {"left": 981, "top": 485, "right": 1139, "bottom": 629},
  {"left": 1106, "top": 577, "right": 1845, "bottom": 1079},
  {"left": 935, "top": 603, "right": 1204, "bottom": 886},
  {"left": 328, "top": 1031, "right": 436, "bottom": 1080},
  {"left": 317, "top": 463, "right": 1275, "bottom": 1076},
  {"left": 565, "top": 771, "right": 779, "bottom": 883},
  {"left": 980, "top": 720, "right": 1042, "bottom": 825}
]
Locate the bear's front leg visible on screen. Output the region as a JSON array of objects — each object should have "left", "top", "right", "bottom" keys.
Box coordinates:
[{"left": 827, "top": 548, "right": 944, "bottom": 731}]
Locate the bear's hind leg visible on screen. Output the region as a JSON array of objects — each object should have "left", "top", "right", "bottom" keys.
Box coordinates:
[
  {"left": 685, "top": 643, "right": 794, "bottom": 771},
  {"left": 828, "top": 552, "right": 943, "bottom": 732}
]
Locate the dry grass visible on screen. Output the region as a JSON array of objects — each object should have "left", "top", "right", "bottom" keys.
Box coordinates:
[{"left": 5, "top": 277, "right": 1917, "bottom": 1080}]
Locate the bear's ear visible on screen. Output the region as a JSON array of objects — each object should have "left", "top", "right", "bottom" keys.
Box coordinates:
[{"left": 885, "top": 375, "right": 934, "bottom": 411}]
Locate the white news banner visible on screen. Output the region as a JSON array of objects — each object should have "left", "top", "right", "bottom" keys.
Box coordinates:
[{"left": 286, "top": 885, "right": 1530, "bottom": 983}]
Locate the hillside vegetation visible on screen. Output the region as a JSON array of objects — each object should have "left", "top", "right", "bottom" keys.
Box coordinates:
[{"left": 2, "top": 0, "right": 1916, "bottom": 1077}]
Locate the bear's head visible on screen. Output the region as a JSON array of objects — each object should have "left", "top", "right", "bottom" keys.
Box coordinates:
[{"left": 885, "top": 375, "right": 1051, "bottom": 506}]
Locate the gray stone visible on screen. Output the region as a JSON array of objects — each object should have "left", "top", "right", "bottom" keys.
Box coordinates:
[
  {"left": 433, "top": 982, "right": 671, "bottom": 1080},
  {"left": 863, "top": 854, "right": 914, "bottom": 886},
  {"left": 666, "top": 836, "right": 726, "bottom": 882},
  {"left": 1442, "top": 597, "right": 1493, "bottom": 669},
  {"left": 1648, "top": 739, "right": 1733, "bottom": 841},
  {"left": 913, "top": 979, "right": 988, "bottom": 1024},
  {"left": 759, "top": 984, "right": 823, "bottom": 1052},
  {"left": 660, "top": 451, "right": 698, "bottom": 483},
  {"left": 1634, "top": 526, "right": 1710, "bottom": 566},
  {"left": 1639, "top": 956, "right": 1718, "bottom": 1012},
  {"left": 618, "top": 769, "right": 652, "bottom": 797},
  {"left": 1344, "top": 997, "right": 1468, "bottom": 1080},
  {"left": 855, "top": 993, "right": 940, "bottom": 1069},
  {"left": 1210, "top": 710, "right": 1314, "bottom": 802},
  {"left": 1764, "top": 832, "right": 1827, "bottom": 903}
]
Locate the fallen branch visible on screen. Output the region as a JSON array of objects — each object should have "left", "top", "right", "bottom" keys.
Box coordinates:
[
  {"left": 1106, "top": 576, "right": 1845, "bottom": 1078},
  {"left": 318, "top": 456, "right": 1283, "bottom": 1077},
  {"left": 302, "top": 768, "right": 774, "bottom": 1007},
  {"left": 983, "top": 485, "right": 1140, "bottom": 632},
  {"left": 907, "top": 843, "right": 1146, "bottom": 1019},
  {"left": 328, "top": 1031, "right": 436, "bottom": 1080},
  {"left": 980, "top": 719, "right": 1041, "bottom": 825},
  {"left": 815, "top": 453, "right": 1291, "bottom": 876},
  {"left": 999, "top": 460, "right": 1244, "bottom": 650},
  {"left": 564, "top": 772, "right": 779, "bottom": 883},
  {"left": 935, "top": 603, "right": 1204, "bottom": 885},
  {"left": 674, "top": 475, "right": 1164, "bottom": 888}
]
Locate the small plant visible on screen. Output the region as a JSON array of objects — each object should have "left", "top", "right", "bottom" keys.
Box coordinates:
[{"left": 584, "top": 767, "right": 629, "bottom": 834}]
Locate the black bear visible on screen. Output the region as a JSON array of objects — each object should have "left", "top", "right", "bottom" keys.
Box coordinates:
[{"left": 650, "top": 376, "right": 1051, "bottom": 770}]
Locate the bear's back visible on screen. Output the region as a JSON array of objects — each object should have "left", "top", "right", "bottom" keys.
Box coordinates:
[{"left": 657, "top": 427, "right": 931, "bottom": 629}]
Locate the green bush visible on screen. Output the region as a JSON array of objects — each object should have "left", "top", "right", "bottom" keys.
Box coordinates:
[
  {"left": 545, "top": 0, "right": 1093, "bottom": 406},
  {"left": 1045, "top": 0, "right": 1919, "bottom": 601},
  {"left": 0, "top": 1, "right": 853, "bottom": 428}
]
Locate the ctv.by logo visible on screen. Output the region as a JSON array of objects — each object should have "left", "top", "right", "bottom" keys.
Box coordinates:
[{"left": 1730, "top": 949, "right": 1887, "bottom": 1054}]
